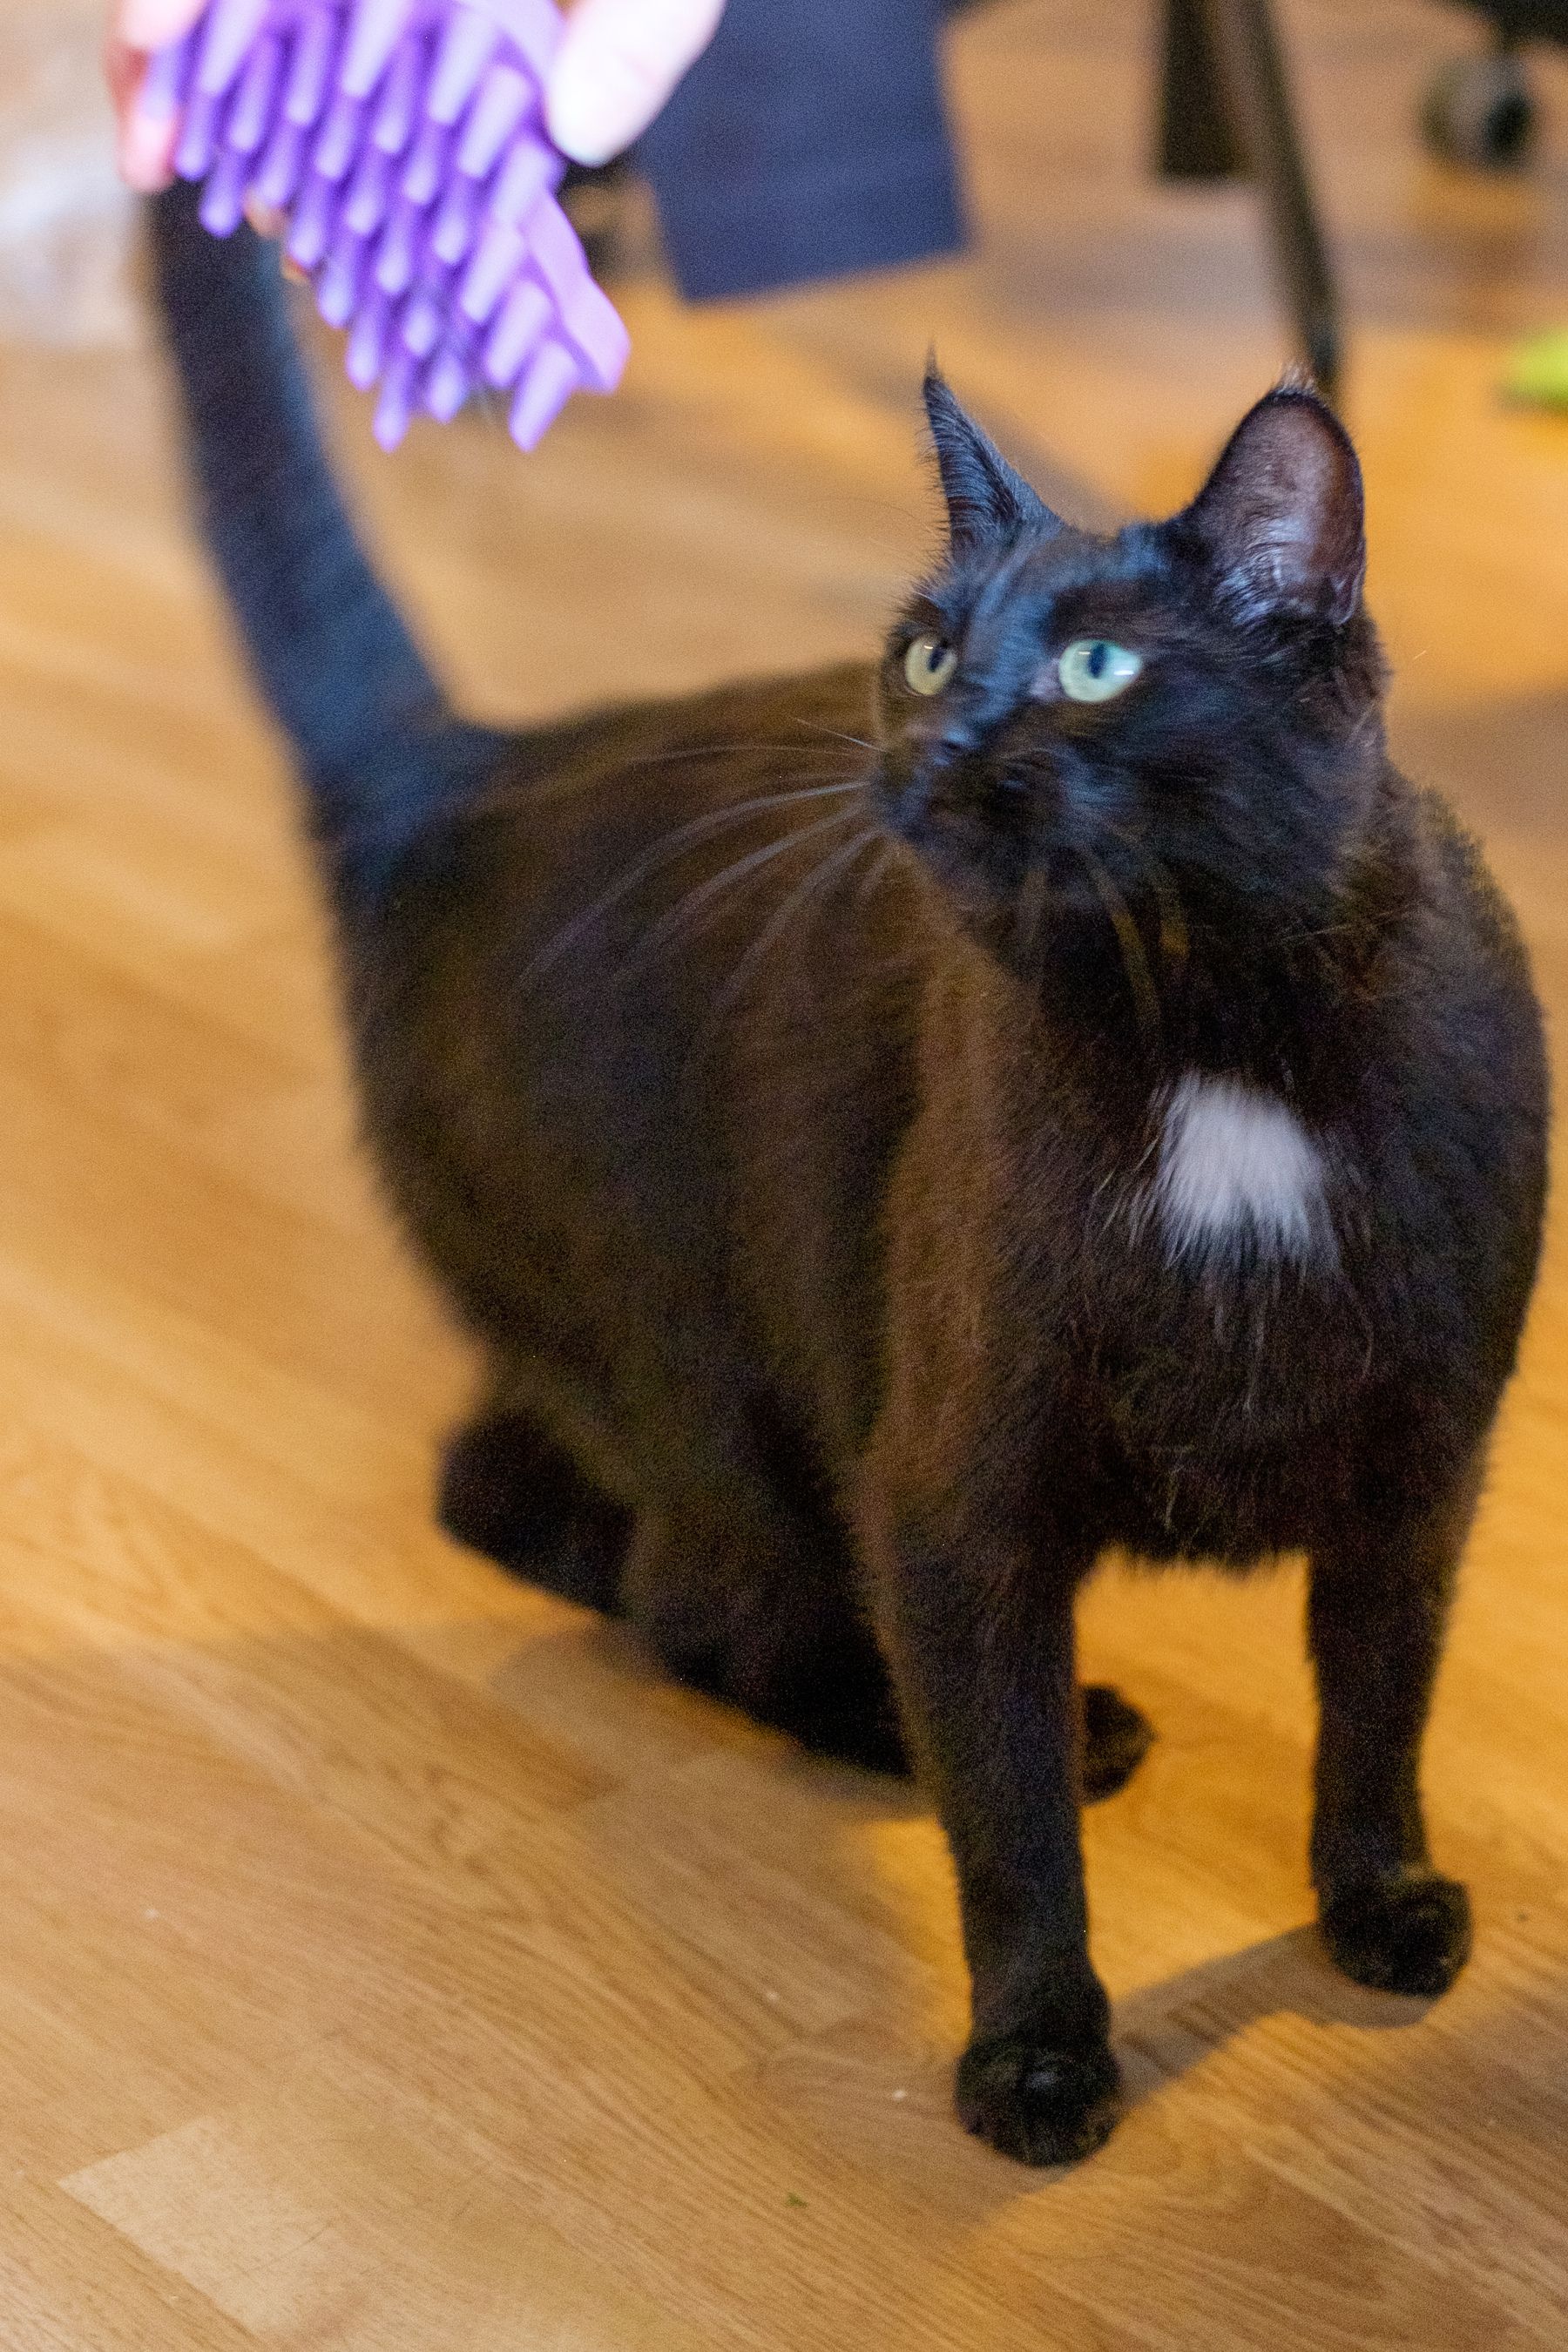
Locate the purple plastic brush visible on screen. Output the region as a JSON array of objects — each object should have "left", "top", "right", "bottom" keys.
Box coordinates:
[{"left": 145, "top": 0, "right": 631, "bottom": 451}]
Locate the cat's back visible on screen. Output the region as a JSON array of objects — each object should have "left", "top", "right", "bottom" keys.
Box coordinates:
[
  {"left": 455, "top": 661, "right": 885, "bottom": 946},
  {"left": 358, "top": 659, "right": 928, "bottom": 1465}
]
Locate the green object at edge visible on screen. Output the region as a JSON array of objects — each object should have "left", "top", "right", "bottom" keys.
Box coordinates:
[{"left": 1504, "top": 330, "right": 1568, "bottom": 411}]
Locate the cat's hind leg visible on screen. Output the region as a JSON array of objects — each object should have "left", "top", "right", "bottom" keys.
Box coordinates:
[
  {"left": 442, "top": 1410, "right": 1156, "bottom": 1798},
  {"left": 622, "top": 1484, "right": 909, "bottom": 1775},
  {"left": 619, "top": 1491, "right": 1156, "bottom": 1788}
]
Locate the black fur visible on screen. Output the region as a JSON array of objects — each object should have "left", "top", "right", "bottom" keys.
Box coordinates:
[{"left": 149, "top": 185, "right": 1548, "bottom": 2166}]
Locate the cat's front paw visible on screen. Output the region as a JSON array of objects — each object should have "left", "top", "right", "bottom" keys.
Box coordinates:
[
  {"left": 956, "top": 2034, "right": 1122, "bottom": 2166},
  {"left": 1320, "top": 1869, "right": 1472, "bottom": 1997}
]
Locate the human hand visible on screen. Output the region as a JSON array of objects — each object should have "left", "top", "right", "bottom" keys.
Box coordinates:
[
  {"left": 107, "top": 0, "right": 204, "bottom": 193},
  {"left": 109, "top": 0, "right": 727, "bottom": 193},
  {"left": 546, "top": 0, "right": 727, "bottom": 166}
]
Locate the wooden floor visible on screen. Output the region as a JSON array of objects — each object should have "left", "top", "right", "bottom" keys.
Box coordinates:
[{"left": 1, "top": 2, "right": 1566, "bottom": 2343}]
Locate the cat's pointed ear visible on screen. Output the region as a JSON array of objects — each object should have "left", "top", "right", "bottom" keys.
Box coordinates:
[
  {"left": 1184, "top": 385, "right": 1366, "bottom": 626},
  {"left": 923, "top": 365, "right": 1059, "bottom": 552}
]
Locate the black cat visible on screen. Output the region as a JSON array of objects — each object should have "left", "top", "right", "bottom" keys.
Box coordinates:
[{"left": 150, "top": 182, "right": 1548, "bottom": 2166}]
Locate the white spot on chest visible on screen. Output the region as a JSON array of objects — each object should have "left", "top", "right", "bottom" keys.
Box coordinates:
[{"left": 1154, "top": 1073, "right": 1329, "bottom": 1265}]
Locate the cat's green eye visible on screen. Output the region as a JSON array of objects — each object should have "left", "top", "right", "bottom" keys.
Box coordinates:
[
  {"left": 1058, "top": 638, "right": 1144, "bottom": 704},
  {"left": 903, "top": 634, "right": 958, "bottom": 696}
]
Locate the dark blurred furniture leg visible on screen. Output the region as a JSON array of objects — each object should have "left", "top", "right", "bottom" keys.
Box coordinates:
[
  {"left": 1159, "top": 0, "right": 1342, "bottom": 399},
  {"left": 1159, "top": 0, "right": 1244, "bottom": 178}
]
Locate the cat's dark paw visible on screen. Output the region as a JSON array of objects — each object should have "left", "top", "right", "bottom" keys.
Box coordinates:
[
  {"left": 1320, "top": 1869, "right": 1472, "bottom": 1997},
  {"left": 956, "top": 2034, "right": 1122, "bottom": 2166},
  {"left": 1081, "top": 1683, "right": 1154, "bottom": 1801},
  {"left": 439, "top": 1415, "right": 629, "bottom": 1611}
]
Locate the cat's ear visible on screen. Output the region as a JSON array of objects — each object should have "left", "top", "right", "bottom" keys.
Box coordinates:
[
  {"left": 923, "top": 366, "right": 1059, "bottom": 552},
  {"left": 1184, "top": 385, "right": 1366, "bottom": 626}
]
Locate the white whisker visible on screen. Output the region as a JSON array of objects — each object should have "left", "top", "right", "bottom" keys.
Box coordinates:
[
  {"left": 1078, "top": 846, "right": 1161, "bottom": 1038},
  {"left": 687, "top": 826, "right": 882, "bottom": 1066},
  {"left": 526, "top": 781, "right": 867, "bottom": 979},
  {"left": 796, "top": 721, "right": 877, "bottom": 754},
  {"left": 618, "top": 801, "right": 866, "bottom": 976}
]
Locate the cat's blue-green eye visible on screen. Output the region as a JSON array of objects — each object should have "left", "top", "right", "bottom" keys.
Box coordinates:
[
  {"left": 903, "top": 634, "right": 958, "bottom": 696},
  {"left": 1058, "top": 638, "right": 1144, "bottom": 704}
]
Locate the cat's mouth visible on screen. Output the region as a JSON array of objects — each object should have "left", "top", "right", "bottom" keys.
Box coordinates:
[
  {"left": 873, "top": 760, "right": 1056, "bottom": 933},
  {"left": 875, "top": 751, "right": 1031, "bottom": 835},
  {"left": 874, "top": 755, "right": 1174, "bottom": 996},
  {"left": 875, "top": 754, "right": 1053, "bottom": 867}
]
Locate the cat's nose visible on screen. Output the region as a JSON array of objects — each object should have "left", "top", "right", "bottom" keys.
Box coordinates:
[{"left": 912, "top": 715, "right": 980, "bottom": 769}]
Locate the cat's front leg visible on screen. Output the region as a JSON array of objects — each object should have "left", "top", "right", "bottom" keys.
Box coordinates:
[
  {"left": 1308, "top": 1460, "right": 1483, "bottom": 1997},
  {"left": 862, "top": 1485, "right": 1119, "bottom": 2165}
]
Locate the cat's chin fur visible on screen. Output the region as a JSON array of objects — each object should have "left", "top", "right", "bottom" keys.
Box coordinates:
[{"left": 152, "top": 182, "right": 1549, "bottom": 2169}]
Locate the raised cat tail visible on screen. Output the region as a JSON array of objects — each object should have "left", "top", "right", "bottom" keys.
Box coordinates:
[{"left": 148, "top": 179, "right": 502, "bottom": 902}]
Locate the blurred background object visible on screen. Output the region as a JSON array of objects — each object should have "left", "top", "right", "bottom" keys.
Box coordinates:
[
  {"left": 12, "top": 0, "right": 1568, "bottom": 387},
  {"left": 1159, "top": 0, "right": 1340, "bottom": 392},
  {"left": 0, "top": 0, "right": 137, "bottom": 350},
  {"left": 1159, "top": 0, "right": 1568, "bottom": 400},
  {"left": 1423, "top": 2, "right": 1568, "bottom": 166}
]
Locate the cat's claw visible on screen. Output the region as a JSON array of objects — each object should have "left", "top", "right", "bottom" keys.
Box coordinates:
[
  {"left": 1320, "top": 1869, "right": 1472, "bottom": 1998},
  {"left": 956, "top": 2034, "right": 1122, "bottom": 2166}
]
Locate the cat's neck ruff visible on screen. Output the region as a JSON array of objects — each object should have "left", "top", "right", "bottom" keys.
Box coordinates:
[{"left": 1153, "top": 1072, "right": 1331, "bottom": 1267}]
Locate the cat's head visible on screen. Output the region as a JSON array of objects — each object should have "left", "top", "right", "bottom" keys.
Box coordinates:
[{"left": 875, "top": 371, "right": 1388, "bottom": 1017}]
